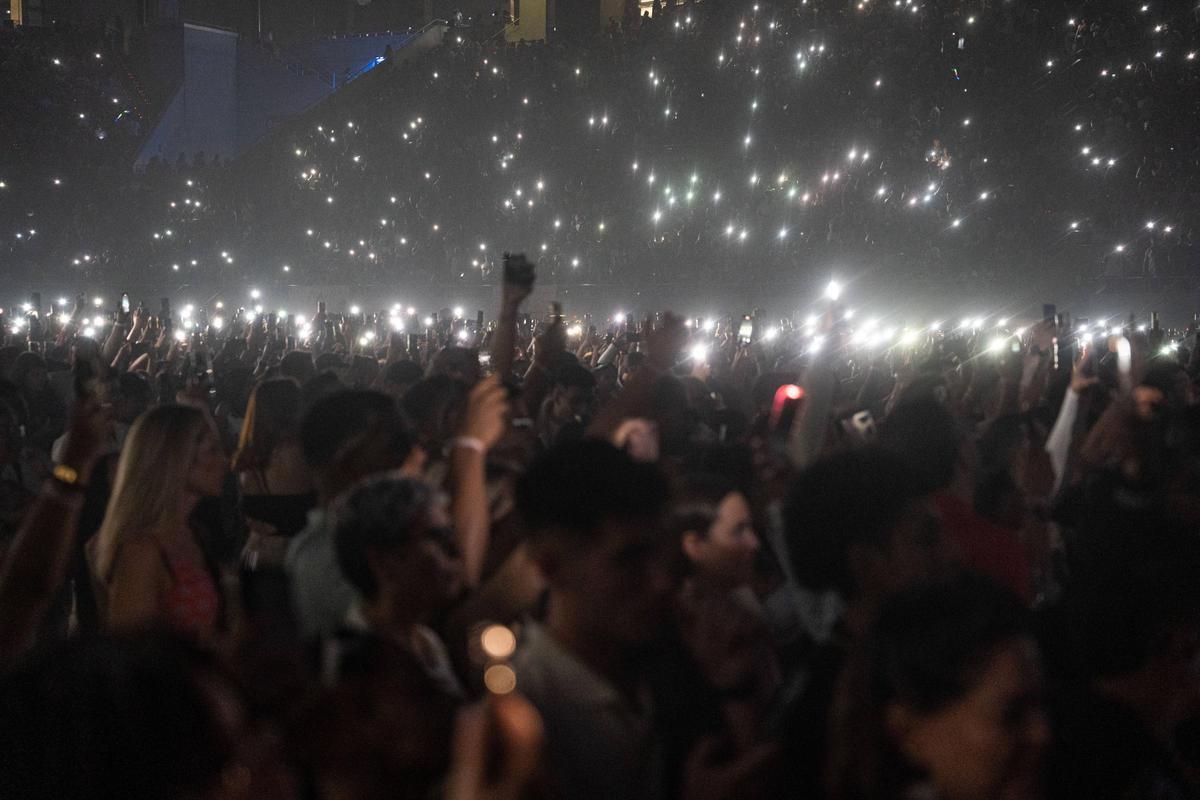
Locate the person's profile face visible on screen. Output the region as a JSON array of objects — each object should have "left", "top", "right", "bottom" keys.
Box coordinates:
[
  {"left": 891, "top": 637, "right": 1048, "bottom": 800},
  {"left": 683, "top": 492, "right": 759, "bottom": 586},
  {"left": 188, "top": 427, "right": 228, "bottom": 498}
]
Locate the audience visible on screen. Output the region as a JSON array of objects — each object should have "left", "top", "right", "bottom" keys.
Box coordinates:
[{"left": 3, "top": 3, "right": 1200, "bottom": 799}]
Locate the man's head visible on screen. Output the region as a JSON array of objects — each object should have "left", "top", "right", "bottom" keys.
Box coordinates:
[
  {"left": 785, "top": 447, "right": 946, "bottom": 602},
  {"left": 382, "top": 360, "right": 424, "bottom": 400},
  {"left": 279, "top": 350, "right": 315, "bottom": 386},
  {"left": 335, "top": 478, "right": 461, "bottom": 622},
  {"left": 539, "top": 362, "right": 597, "bottom": 444},
  {"left": 516, "top": 440, "right": 674, "bottom": 650},
  {"left": 115, "top": 372, "right": 154, "bottom": 425},
  {"left": 878, "top": 397, "right": 965, "bottom": 493},
  {"left": 11, "top": 352, "right": 47, "bottom": 395},
  {"left": 301, "top": 390, "right": 415, "bottom": 502}
]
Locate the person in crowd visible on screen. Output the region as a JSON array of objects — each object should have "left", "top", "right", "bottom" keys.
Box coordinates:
[
  {"left": 671, "top": 473, "right": 760, "bottom": 594},
  {"left": 286, "top": 477, "right": 468, "bottom": 800},
  {"left": 0, "top": 399, "right": 108, "bottom": 662},
  {"left": 88, "top": 405, "right": 227, "bottom": 639},
  {"left": 10, "top": 351, "right": 66, "bottom": 453},
  {"left": 284, "top": 389, "right": 418, "bottom": 640},
  {"left": 331, "top": 476, "right": 464, "bottom": 694},
  {"left": 232, "top": 378, "right": 316, "bottom": 565},
  {"left": 879, "top": 397, "right": 1032, "bottom": 602},
  {"left": 0, "top": 632, "right": 293, "bottom": 800},
  {"left": 780, "top": 447, "right": 949, "bottom": 794},
  {"left": 380, "top": 360, "right": 424, "bottom": 401},
  {"left": 278, "top": 351, "right": 315, "bottom": 387},
  {"left": 1043, "top": 531, "right": 1200, "bottom": 800},
  {"left": 512, "top": 439, "right": 676, "bottom": 800},
  {"left": 827, "top": 575, "right": 1050, "bottom": 800}
]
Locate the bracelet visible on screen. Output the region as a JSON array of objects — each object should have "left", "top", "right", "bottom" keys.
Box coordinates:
[
  {"left": 449, "top": 436, "right": 486, "bottom": 454},
  {"left": 52, "top": 463, "right": 87, "bottom": 490}
]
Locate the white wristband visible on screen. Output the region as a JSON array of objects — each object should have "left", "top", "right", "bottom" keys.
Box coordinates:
[{"left": 450, "top": 436, "right": 486, "bottom": 454}]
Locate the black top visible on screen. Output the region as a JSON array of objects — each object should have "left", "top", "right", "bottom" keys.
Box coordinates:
[{"left": 241, "top": 491, "right": 317, "bottom": 538}]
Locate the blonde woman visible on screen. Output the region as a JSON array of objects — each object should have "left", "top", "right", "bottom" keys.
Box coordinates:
[{"left": 89, "top": 405, "right": 228, "bottom": 639}]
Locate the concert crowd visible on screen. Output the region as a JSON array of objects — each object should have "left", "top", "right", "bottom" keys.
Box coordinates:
[{"left": 4, "top": 1, "right": 1200, "bottom": 799}]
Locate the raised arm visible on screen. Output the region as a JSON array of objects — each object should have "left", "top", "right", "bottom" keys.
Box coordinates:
[
  {"left": 451, "top": 375, "right": 511, "bottom": 587},
  {"left": 0, "top": 400, "right": 107, "bottom": 665}
]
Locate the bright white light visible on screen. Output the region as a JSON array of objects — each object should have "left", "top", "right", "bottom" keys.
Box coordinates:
[
  {"left": 825, "top": 280, "right": 842, "bottom": 301},
  {"left": 764, "top": 327, "right": 779, "bottom": 341},
  {"left": 691, "top": 344, "right": 708, "bottom": 362},
  {"left": 250, "top": 289, "right": 261, "bottom": 300}
]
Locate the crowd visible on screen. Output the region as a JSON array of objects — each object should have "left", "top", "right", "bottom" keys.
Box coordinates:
[
  {"left": 4, "top": 2, "right": 1200, "bottom": 798},
  {"left": 3, "top": 256, "right": 1200, "bottom": 799},
  {"left": 3, "top": 0, "right": 1200, "bottom": 298}
]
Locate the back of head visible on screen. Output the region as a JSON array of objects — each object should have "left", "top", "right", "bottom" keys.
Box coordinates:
[
  {"left": 383, "top": 360, "right": 423, "bottom": 388},
  {"left": 11, "top": 351, "right": 45, "bottom": 389},
  {"left": 95, "top": 405, "right": 209, "bottom": 579},
  {"left": 868, "top": 575, "right": 1029, "bottom": 711},
  {"left": 233, "top": 377, "right": 302, "bottom": 472},
  {"left": 279, "top": 350, "right": 315, "bottom": 384},
  {"left": 516, "top": 439, "right": 670, "bottom": 545},
  {"left": 302, "top": 370, "right": 346, "bottom": 408},
  {"left": 1060, "top": 529, "right": 1200, "bottom": 682},
  {"left": 878, "top": 397, "right": 962, "bottom": 493},
  {"left": 784, "top": 447, "right": 926, "bottom": 595},
  {"left": 300, "top": 390, "right": 412, "bottom": 497},
  {"left": 427, "top": 346, "right": 480, "bottom": 384},
  {"left": 402, "top": 375, "right": 468, "bottom": 451},
  {"left": 552, "top": 360, "right": 597, "bottom": 393},
  {"left": 0, "top": 633, "right": 234, "bottom": 800},
  {"left": 334, "top": 478, "right": 434, "bottom": 601}
]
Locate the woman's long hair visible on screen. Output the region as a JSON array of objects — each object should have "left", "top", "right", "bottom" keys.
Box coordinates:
[
  {"left": 92, "top": 405, "right": 211, "bottom": 581},
  {"left": 231, "top": 377, "right": 302, "bottom": 474}
]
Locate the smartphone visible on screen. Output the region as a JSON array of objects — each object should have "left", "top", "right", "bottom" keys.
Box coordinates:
[
  {"left": 160, "top": 297, "right": 171, "bottom": 316},
  {"left": 120, "top": 293, "right": 131, "bottom": 315},
  {"left": 738, "top": 316, "right": 754, "bottom": 344},
  {"left": 476, "top": 310, "right": 485, "bottom": 329},
  {"left": 549, "top": 301, "right": 563, "bottom": 321},
  {"left": 31, "top": 292, "right": 42, "bottom": 315},
  {"left": 286, "top": 335, "right": 296, "bottom": 350},
  {"left": 770, "top": 384, "right": 805, "bottom": 446},
  {"left": 503, "top": 252, "right": 536, "bottom": 289},
  {"left": 317, "top": 300, "right": 327, "bottom": 316},
  {"left": 1043, "top": 304, "right": 1056, "bottom": 324}
]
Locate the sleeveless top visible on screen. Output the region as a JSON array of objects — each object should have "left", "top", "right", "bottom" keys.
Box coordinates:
[
  {"left": 242, "top": 491, "right": 318, "bottom": 538},
  {"left": 241, "top": 467, "right": 317, "bottom": 538}
]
